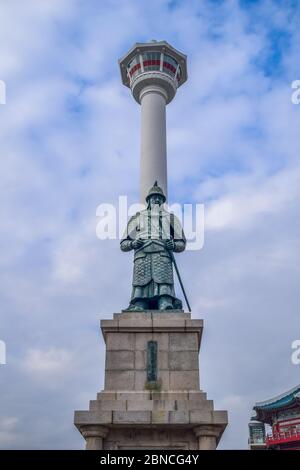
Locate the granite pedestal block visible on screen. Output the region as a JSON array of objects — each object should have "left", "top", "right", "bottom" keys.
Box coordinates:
[{"left": 74, "top": 311, "right": 228, "bottom": 450}]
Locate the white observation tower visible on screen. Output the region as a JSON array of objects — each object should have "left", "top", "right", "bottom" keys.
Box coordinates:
[{"left": 119, "top": 40, "right": 187, "bottom": 203}]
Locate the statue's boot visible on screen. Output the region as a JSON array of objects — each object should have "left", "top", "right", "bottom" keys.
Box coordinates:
[
  {"left": 158, "top": 295, "right": 173, "bottom": 311},
  {"left": 126, "top": 299, "right": 148, "bottom": 311}
]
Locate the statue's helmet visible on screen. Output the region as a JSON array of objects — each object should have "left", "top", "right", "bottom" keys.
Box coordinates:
[{"left": 145, "top": 181, "right": 166, "bottom": 203}]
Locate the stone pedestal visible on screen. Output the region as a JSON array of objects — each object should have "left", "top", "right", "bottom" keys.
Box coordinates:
[{"left": 74, "top": 311, "right": 228, "bottom": 450}]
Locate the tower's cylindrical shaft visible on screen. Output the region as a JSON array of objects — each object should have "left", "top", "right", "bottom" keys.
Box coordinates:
[{"left": 140, "top": 86, "right": 167, "bottom": 204}]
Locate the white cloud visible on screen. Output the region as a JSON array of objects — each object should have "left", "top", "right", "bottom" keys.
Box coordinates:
[
  {"left": 23, "top": 348, "right": 72, "bottom": 374},
  {"left": 205, "top": 166, "right": 300, "bottom": 231},
  {"left": 0, "top": 417, "right": 19, "bottom": 447}
]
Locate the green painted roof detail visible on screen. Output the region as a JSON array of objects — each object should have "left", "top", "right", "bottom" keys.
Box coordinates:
[{"left": 254, "top": 385, "right": 300, "bottom": 412}]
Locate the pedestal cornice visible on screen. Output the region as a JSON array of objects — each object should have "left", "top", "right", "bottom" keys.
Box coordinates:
[{"left": 101, "top": 311, "right": 203, "bottom": 350}]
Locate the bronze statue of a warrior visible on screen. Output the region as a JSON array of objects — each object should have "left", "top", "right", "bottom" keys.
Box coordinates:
[{"left": 120, "top": 182, "right": 187, "bottom": 311}]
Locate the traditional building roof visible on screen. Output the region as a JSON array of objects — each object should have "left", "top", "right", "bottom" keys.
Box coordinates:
[{"left": 252, "top": 385, "right": 300, "bottom": 424}]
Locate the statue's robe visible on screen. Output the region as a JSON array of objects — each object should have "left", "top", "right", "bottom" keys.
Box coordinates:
[{"left": 120, "top": 207, "right": 186, "bottom": 307}]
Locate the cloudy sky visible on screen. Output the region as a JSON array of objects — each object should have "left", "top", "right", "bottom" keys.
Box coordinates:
[{"left": 0, "top": 0, "right": 299, "bottom": 449}]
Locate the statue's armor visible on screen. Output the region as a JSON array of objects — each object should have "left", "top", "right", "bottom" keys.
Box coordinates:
[
  {"left": 121, "top": 208, "right": 186, "bottom": 304},
  {"left": 133, "top": 245, "right": 174, "bottom": 286}
]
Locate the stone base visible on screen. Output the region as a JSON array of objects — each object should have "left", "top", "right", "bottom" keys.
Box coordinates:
[{"left": 74, "top": 311, "right": 228, "bottom": 450}]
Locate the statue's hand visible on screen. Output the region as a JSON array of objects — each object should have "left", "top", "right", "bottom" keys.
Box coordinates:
[
  {"left": 132, "top": 238, "right": 144, "bottom": 249},
  {"left": 165, "top": 239, "right": 175, "bottom": 251}
]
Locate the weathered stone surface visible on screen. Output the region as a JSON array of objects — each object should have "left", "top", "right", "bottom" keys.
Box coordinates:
[
  {"left": 170, "top": 370, "right": 199, "bottom": 390},
  {"left": 185, "top": 319, "right": 203, "bottom": 330},
  {"left": 74, "top": 410, "right": 112, "bottom": 425},
  {"left": 118, "top": 313, "right": 153, "bottom": 330},
  {"left": 151, "top": 391, "right": 189, "bottom": 401},
  {"left": 169, "top": 332, "right": 198, "bottom": 351},
  {"left": 157, "top": 370, "right": 170, "bottom": 390},
  {"left": 157, "top": 351, "right": 169, "bottom": 369},
  {"left": 105, "top": 370, "right": 135, "bottom": 390},
  {"left": 97, "top": 391, "right": 116, "bottom": 400},
  {"left": 116, "top": 391, "right": 150, "bottom": 401},
  {"left": 135, "top": 333, "right": 153, "bottom": 350},
  {"left": 212, "top": 410, "right": 229, "bottom": 424},
  {"left": 127, "top": 400, "right": 154, "bottom": 411},
  {"left": 189, "top": 410, "right": 212, "bottom": 424},
  {"left": 152, "top": 399, "right": 176, "bottom": 411},
  {"left": 151, "top": 410, "right": 169, "bottom": 424},
  {"left": 115, "top": 312, "right": 151, "bottom": 322},
  {"left": 134, "top": 371, "right": 147, "bottom": 390},
  {"left": 169, "top": 410, "right": 189, "bottom": 424},
  {"left": 188, "top": 391, "right": 207, "bottom": 401},
  {"left": 169, "top": 351, "right": 199, "bottom": 370},
  {"left": 106, "top": 351, "right": 134, "bottom": 370},
  {"left": 152, "top": 316, "right": 186, "bottom": 330},
  {"left": 135, "top": 350, "right": 146, "bottom": 369},
  {"left": 113, "top": 411, "right": 151, "bottom": 424},
  {"left": 102, "top": 427, "right": 199, "bottom": 450},
  {"left": 152, "top": 312, "right": 190, "bottom": 321},
  {"left": 100, "top": 319, "right": 119, "bottom": 331},
  {"left": 152, "top": 332, "right": 169, "bottom": 351},
  {"left": 90, "top": 400, "right": 127, "bottom": 411},
  {"left": 106, "top": 332, "right": 135, "bottom": 350},
  {"left": 176, "top": 399, "right": 214, "bottom": 411}
]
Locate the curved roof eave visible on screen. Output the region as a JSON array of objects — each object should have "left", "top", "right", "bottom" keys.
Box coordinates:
[{"left": 254, "top": 385, "right": 300, "bottom": 411}]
